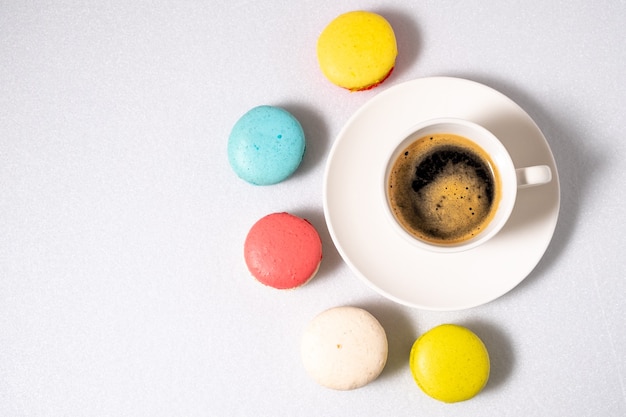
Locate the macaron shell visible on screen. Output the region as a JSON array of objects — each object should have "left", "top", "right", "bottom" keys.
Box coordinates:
[
  {"left": 317, "top": 11, "right": 397, "bottom": 91},
  {"left": 244, "top": 212, "right": 322, "bottom": 289},
  {"left": 301, "top": 306, "right": 388, "bottom": 390},
  {"left": 228, "top": 106, "right": 305, "bottom": 185},
  {"left": 409, "top": 324, "right": 490, "bottom": 402}
]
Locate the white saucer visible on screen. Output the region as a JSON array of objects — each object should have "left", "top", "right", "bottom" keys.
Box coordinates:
[{"left": 323, "top": 77, "right": 560, "bottom": 311}]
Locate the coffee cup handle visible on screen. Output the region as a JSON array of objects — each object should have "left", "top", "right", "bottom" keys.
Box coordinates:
[{"left": 516, "top": 165, "right": 552, "bottom": 189}]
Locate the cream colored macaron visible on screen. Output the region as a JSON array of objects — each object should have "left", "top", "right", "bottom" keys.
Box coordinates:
[{"left": 301, "top": 306, "right": 388, "bottom": 390}]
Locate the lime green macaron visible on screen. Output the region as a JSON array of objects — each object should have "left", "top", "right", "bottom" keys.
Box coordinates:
[{"left": 409, "top": 324, "right": 490, "bottom": 402}]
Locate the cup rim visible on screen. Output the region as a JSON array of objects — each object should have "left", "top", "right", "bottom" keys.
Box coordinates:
[{"left": 382, "top": 117, "right": 518, "bottom": 253}]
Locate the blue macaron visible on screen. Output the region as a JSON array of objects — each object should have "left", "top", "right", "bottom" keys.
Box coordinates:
[{"left": 228, "top": 106, "right": 306, "bottom": 185}]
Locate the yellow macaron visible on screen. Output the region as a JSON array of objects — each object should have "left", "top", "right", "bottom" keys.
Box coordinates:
[
  {"left": 317, "top": 11, "right": 397, "bottom": 91},
  {"left": 409, "top": 324, "right": 490, "bottom": 403}
]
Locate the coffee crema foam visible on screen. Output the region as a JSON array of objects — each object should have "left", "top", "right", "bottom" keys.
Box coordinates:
[{"left": 387, "top": 133, "right": 501, "bottom": 245}]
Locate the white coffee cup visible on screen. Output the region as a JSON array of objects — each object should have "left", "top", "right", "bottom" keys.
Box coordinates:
[{"left": 383, "top": 118, "right": 552, "bottom": 253}]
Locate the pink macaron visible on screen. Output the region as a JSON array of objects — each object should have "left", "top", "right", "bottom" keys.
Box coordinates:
[{"left": 244, "top": 212, "right": 323, "bottom": 289}]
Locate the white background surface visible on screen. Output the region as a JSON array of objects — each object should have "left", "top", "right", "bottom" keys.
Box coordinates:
[{"left": 1, "top": 1, "right": 625, "bottom": 416}]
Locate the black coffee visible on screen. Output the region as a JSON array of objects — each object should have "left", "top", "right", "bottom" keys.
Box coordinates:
[{"left": 387, "top": 133, "right": 501, "bottom": 244}]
